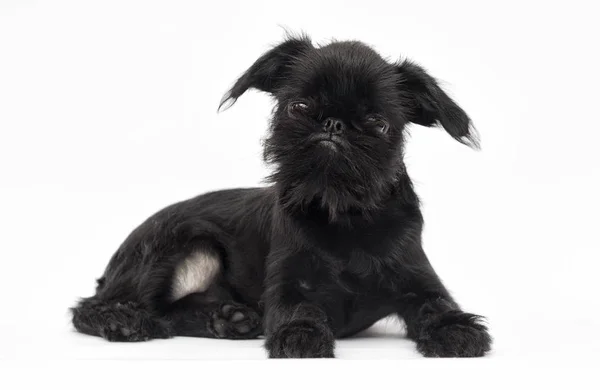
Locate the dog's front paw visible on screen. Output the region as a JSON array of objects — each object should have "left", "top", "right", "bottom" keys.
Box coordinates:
[
  {"left": 416, "top": 311, "right": 492, "bottom": 357},
  {"left": 266, "top": 320, "right": 335, "bottom": 358}
]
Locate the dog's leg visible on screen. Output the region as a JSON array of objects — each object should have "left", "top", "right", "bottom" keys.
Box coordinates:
[
  {"left": 265, "top": 301, "right": 335, "bottom": 358},
  {"left": 396, "top": 245, "right": 492, "bottom": 357},
  {"left": 71, "top": 297, "right": 173, "bottom": 342},
  {"left": 263, "top": 251, "right": 335, "bottom": 358}
]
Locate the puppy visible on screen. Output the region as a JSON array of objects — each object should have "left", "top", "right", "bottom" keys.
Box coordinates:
[{"left": 71, "top": 35, "right": 491, "bottom": 358}]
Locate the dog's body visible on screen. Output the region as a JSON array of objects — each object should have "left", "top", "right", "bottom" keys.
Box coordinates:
[{"left": 72, "top": 36, "right": 492, "bottom": 358}]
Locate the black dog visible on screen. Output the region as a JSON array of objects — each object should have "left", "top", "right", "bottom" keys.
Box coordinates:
[{"left": 71, "top": 35, "right": 491, "bottom": 358}]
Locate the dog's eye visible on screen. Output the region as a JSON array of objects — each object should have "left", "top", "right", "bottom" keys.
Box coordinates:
[
  {"left": 288, "top": 101, "right": 310, "bottom": 116},
  {"left": 365, "top": 115, "right": 389, "bottom": 134}
]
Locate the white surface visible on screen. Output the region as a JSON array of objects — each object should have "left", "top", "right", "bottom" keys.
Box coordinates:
[{"left": 1, "top": 0, "right": 599, "bottom": 386}]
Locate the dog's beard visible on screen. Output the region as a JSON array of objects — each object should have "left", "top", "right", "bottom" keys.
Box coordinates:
[{"left": 263, "top": 120, "right": 404, "bottom": 220}]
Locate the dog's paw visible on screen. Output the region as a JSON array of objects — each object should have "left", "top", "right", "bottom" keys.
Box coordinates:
[
  {"left": 99, "top": 322, "right": 149, "bottom": 342},
  {"left": 208, "top": 302, "right": 262, "bottom": 339},
  {"left": 95, "top": 302, "right": 172, "bottom": 342},
  {"left": 266, "top": 320, "right": 335, "bottom": 358},
  {"left": 416, "top": 311, "right": 492, "bottom": 357}
]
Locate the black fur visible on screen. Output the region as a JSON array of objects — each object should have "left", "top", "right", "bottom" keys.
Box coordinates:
[{"left": 71, "top": 34, "right": 491, "bottom": 358}]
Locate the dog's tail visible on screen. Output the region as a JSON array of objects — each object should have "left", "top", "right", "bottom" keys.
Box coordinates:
[{"left": 71, "top": 296, "right": 173, "bottom": 342}]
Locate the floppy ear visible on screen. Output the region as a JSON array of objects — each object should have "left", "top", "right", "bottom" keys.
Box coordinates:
[
  {"left": 397, "top": 60, "right": 480, "bottom": 149},
  {"left": 218, "top": 35, "right": 314, "bottom": 111}
]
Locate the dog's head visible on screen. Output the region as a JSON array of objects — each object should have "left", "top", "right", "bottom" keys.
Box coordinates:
[{"left": 220, "top": 35, "right": 478, "bottom": 216}]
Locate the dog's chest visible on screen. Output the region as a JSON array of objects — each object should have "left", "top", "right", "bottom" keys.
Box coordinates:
[
  {"left": 298, "top": 250, "right": 400, "bottom": 334},
  {"left": 305, "top": 247, "right": 402, "bottom": 299},
  {"left": 294, "top": 206, "right": 420, "bottom": 295},
  {"left": 318, "top": 229, "right": 407, "bottom": 281}
]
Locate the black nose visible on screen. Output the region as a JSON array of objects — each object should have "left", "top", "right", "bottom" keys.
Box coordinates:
[{"left": 322, "top": 117, "right": 345, "bottom": 134}]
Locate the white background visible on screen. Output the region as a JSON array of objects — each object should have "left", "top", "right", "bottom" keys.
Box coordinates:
[{"left": 1, "top": 0, "right": 599, "bottom": 387}]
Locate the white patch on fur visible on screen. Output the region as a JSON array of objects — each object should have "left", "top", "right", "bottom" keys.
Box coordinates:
[
  {"left": 299, "top": 280, "right": 312, "bottom": 290},
  {"left": 171, "top": 250, "right": 220, "bottom": 301}
]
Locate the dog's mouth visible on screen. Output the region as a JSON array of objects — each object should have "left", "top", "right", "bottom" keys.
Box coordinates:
[
  {"left": 310, "top": 133, "right": 344, "bottom": 150},
  {"left": 318, "top": 139, "right": 339, "bottom": 149}
]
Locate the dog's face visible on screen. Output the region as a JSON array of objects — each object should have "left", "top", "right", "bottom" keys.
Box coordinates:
[{"left": 220, "top": 36, "right": 478, "bottom": 215}]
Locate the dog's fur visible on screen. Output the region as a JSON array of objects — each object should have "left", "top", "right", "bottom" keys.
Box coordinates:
[{"left": 71, "top": 35, "right": 491, "bottom": 358}]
